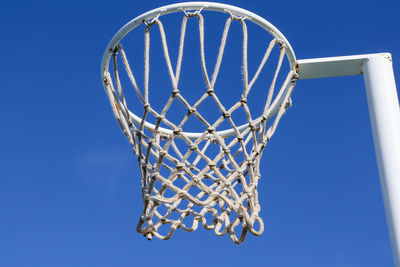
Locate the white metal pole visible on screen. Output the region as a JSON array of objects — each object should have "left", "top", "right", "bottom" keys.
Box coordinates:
[{"left": 362, "top": 54, "right": 400, "bottom": 267}]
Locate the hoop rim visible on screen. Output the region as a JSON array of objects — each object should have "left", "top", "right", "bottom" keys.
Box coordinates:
[{"left": 101, "top": 2, "right": 297, "bottom": 139}]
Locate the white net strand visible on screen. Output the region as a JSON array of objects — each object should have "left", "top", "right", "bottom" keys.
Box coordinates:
[{"left": 102, "top": 10, "right": 298, "bottom": 244}]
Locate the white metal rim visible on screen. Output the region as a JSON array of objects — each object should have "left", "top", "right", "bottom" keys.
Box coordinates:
[{"left": 101, "top": 1, "right": 297, "bottom": 139}]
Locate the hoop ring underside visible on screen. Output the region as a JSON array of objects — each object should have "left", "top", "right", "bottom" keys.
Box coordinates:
[{"left": 101, "top": 2, "right": 297, "bottom": 139}]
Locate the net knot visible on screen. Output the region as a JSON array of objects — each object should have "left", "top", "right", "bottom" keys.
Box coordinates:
[
  {"left": 144, "top": 13, "right": 161, "bottom": 27},
  {"left": 246, "top": 159, "right": 254, "bottom": 166},
  {"left": 260, "top": 114, "right": 268, "bottom": 123},
  {"left": 112, "top": 46, "right": 119, "bottom": 54},
  {"left": 176, "top": 162, "right": 185, "bottom": 170},
  {"left": 189, "top": 144, "right": 197, "bottom": 151},
  {"left": 240, "top": 96, "right": 247, "bottom": 105},
  {"left": 172, "top": 221, "right": 181, "bottom": 229},
  {"left": 277, "top": 39, "right": 286, "bottom": 48},
  {"left": 206, "top": 88, "right": 214, "bottom": 95},
  {"left": 223, "top": 179, "right": 231, "bottom": 187},
  {"left": 207, "top": 126, "right": 215, "bottom": 133},
  {"left": 227, "top": 10, "right": 246, "bottom": 22},
  {"left": 222, "top": 208, "right": 231, "bottom": 215},
  {"left": 222, "top": 112, "right": 230, "bottom": 118},
  {"left": 181, "top": 7, "right": 204, "bottom": 18},
  {"left": 164, "top": 179, "right": 173, "bottom": 186},
  {"left": 172, "top": 88, "right": 180, "bottom": 96},
  {"left": 173, "top": 127, "right": 182, "bottom": 135},
  {"left": 245, "top": 190, "right": 253, "bottom": 198},
  {"left": 187, "top": 107, "right": 196, "bottom": 114}
]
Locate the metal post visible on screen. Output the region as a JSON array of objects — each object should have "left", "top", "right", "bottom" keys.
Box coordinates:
[{"left": 362, "top": 54, "right": 400, "bottom": 267}]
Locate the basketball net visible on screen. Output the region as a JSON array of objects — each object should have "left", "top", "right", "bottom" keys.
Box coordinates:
[{"left": 103, "top": 10, "right": 298, "bottom": 244}]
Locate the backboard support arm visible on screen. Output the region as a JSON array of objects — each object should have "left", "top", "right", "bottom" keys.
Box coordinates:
[{"left": 298, "top": 53, "right": 400, "bottom": 267}]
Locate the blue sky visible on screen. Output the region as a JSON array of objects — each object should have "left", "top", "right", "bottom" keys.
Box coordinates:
[{"left": 1, "top": 0, "right": 400, "bottom": 266}]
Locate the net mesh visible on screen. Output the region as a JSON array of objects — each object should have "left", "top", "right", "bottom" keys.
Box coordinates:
[{"left": 103, "top": 10, "right": 298, "bottom": 244}]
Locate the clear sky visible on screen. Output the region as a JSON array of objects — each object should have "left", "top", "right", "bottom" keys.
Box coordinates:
[{"left": 1, "top": 0, "right": 400, "bottom": 266}]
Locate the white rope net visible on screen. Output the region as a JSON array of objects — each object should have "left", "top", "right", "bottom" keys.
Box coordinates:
[{"left": 103, "top": 10, "right": 298, "bottom": 244}]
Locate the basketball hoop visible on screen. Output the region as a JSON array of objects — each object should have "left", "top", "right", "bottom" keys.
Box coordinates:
[{"left": 101, "top": 2, "right": 298, "bottom": 244}]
